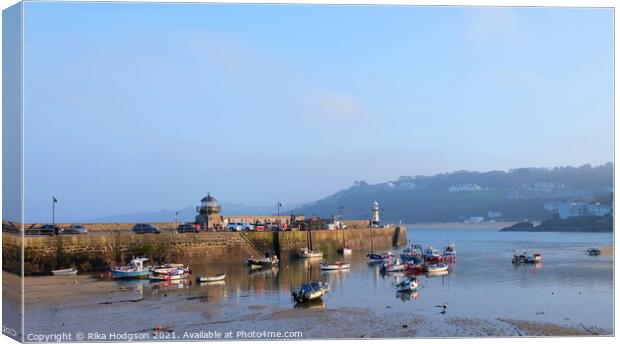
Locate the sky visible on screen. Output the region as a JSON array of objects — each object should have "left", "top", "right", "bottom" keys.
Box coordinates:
[{"left": 19, "top": 3, "right": 613, "bottom": 222}]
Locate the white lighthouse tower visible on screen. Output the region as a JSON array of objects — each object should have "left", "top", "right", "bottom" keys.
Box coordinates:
[{"left": 371, "top": 200, "right": 381, "bottom": 227}]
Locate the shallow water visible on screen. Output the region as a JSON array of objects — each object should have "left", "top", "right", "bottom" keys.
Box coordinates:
[{"left": 21, "top": 226, "right": 614, "bottom": 337}]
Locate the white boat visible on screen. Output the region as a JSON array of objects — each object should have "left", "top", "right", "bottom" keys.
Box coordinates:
[
  {"left": 425, "top": 263, "right": 449, "bottom": 273},
  {"left": 320, "top": 261, "right": 351, "bottom": 270},
  {"left": 52, "top": 268, "right": 78, "bottom": 276},
  {"left": 342, "top": 247, "right": 352, "bottom": 255},
  {"left": 395, "top": 276, "right": 418, "bottom": 292},
  {"left": 380, "top": 262, "right": 405, "bottom": 273},
  {"left": 298, "top": 248, "right": 324, "bottom": 259},
  {"left": 111, "top": 258, "right": 151, "bottom": 279},
  {"left": 291, "top": 281, "right": 329, "bottom": 303},
  {"left": 196, "top": 274, "right": 226, "bottom": 283}
]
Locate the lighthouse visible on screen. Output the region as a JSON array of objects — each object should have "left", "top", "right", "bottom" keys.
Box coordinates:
[
  {"left": 195, "top": 193, "right": 222, "bottom": 229},
  {"left": 371, "top": 200, "right": 381, "bottom": 227}
]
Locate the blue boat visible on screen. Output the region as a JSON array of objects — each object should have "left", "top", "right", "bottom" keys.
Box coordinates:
[{"left": 111, "top": 258, "right": 151, "bottom": 279}]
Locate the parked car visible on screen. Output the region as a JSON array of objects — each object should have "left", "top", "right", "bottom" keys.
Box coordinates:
[
  {"left": 266, "top": 223, "right": 281, "bottom": 231},
  {"left": 61, "top": 224, "right": 88, "bottom": 235},
  {"left": 254, "top": 224, "right": 266, "bottom": 232},
  {"left": 34, "top": 224, "right": 61, "bottom": 236},
  {"left": 227, "top": 222, "right": 243, "bottom": 232},
  {"left": 242, "top": 223, "right": 255, "bottom": 231},
  {"left": 177, "top": 223, "right": 199, "bottom": 233},
  {"left": 132, "top": 223, "right": 161, "bottom": 234}
]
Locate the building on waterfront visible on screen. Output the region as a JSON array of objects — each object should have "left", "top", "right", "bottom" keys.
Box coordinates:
[
  {"left": 558, "top": 201, "right": 611, "bottom": 219},
  {"left": 195, "top": 193, "right": 222, "bottom": 229},
  {"left": 448, "top": 183, "right": 482, "bottom": 192}
]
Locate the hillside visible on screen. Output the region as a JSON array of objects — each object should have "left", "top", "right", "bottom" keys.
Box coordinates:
[{"left": 290, "top": 163, "right": 613, "bottom": 223}]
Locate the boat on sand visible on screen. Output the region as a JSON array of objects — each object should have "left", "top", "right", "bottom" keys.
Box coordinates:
[{"left": 291, "top": 281, "right": 329, "bottom": 303}]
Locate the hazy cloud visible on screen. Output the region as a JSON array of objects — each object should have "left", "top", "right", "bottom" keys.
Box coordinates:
[{"left": 304, "top": 91, "right": 364, "bottom": 123}]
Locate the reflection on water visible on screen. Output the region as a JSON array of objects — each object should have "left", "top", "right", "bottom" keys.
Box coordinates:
[{"left": 25, "top": 227, "right": 613, "bottom": 334}]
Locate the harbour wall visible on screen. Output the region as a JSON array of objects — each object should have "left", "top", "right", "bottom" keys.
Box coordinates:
[
  {"left": 244, "top": 226, "right": 408, "bottom": 256},
  {"left": 2, "top": 226, "right": 407, "bottom": 274}
]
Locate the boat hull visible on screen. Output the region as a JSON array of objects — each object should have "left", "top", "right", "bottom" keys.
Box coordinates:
[
  {"left": 197, "top": 274, "right": 226, "bottom": 283},
  {"left": 111, "top": 270, "right": 151, "bottom": 279},
  {"left": 52, "top": 268, "right": 78, "bottom": 276}
]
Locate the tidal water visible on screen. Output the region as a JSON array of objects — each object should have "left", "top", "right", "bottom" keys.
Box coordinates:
[{"left": 21, "top": 226, "right": 614, "bottom": 337}]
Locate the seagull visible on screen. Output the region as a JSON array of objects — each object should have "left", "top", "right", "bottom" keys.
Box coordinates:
[{"left": 435, "top": 304, "right": 448, "bottom": 310}]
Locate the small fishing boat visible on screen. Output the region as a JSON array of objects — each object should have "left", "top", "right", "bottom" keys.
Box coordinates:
[
  {"left": 298, "top": 248, "right": 324, "bottom": 259},
  {"left": 111, "top": 258, "right": 151, "bottom": 279},
  {"left": 442, "top": 244, "right": 456, "bottom": 262},
  {"left": 588, "top": 248, "right": 601, "bottom": 256},
  {"left": 367, "top": 251, "right": 394, "bottom": 263},
  {"left": 151, "top": 264, "right": 191, "bottom": 275},
  {"left": 380, "top": 259, "right": 405, "bottom": 273},
  {"left": 51, "top": 268, "right": 78, "bottom": 276},
  {"left": 395, "top": 276, "right": 418, "bottom": 292},
  {"left": 320, "top": 260, "right": 351, "bottom": 270},
  {"left": 246, "top": 253, "right": 279, "bottom": 268},
  {"left": 425, "top": 263, "right": 449, "bottom": 273},
  {"left": 196, "top": 274, "right": 226, "bottom": 283},
  {"left": 400, "top": 244, "right": 424, "bottom": 261},
  {"left": 291, "top": 281, "right": 329, "bottom": 303},
  {"left": 404, "top": 257, "right": 426, "bottom": 274},
  {"left": 512, "top": 251, "right": 541, "bottom": 264},
  {"left": 424, "top": 246, "right": 442, "bottom": 261}
]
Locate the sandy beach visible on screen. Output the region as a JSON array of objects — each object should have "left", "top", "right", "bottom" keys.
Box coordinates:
[{"left": 7, "top": 272, "right": 611, "bottom": 339}]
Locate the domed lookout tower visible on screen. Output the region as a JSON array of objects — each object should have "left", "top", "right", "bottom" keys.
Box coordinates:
[
  {"left": 371, "top": 200, "right": 381, "bottom": 227},
  {"left": 195, "top": 193, "right": 222, "bottom": 229}
]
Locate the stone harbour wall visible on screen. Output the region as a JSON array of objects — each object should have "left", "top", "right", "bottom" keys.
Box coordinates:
[{"left": 2, "top": 226, "right": 407, "bottom": 274}]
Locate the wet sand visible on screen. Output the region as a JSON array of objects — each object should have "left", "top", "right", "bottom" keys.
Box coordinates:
[
  {"left": 600, "top": 246, "right": 613, "bottom": 257},
  {"left": 12, "top": 272, "right": 611, "bottom": 339}
]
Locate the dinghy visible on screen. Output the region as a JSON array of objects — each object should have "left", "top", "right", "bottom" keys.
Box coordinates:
[
  {"left": 320, "top": 261, "right": 350, "bottom": 271},
  {"left": 52, "top": 268, "right": 78, "bottom": 276},
  {"left": 298, "top": 248, "right": 324, "bottom": 259},
  {"left": 196, "top": 274, "right": 226, "bottom": 283}
]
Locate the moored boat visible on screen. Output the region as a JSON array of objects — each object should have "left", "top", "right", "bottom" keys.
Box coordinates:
[
  {"left": 400, "top": 244, "right": 424, "bottom": 262},
  {"left": 298, "top": 248, "right": 324, "bottom": 259},
  {"left": 111, "top": 258, "right": 151, "bottom": 279},
  {"left": 367, "top": 251, "right": 394, "bottom": 263},
  {"left": 442, "top": 244, "right": 456, "bottom": 262},
  {"left": 588, "top": 248, "right": 601, "bottom": 256},
  {"left": 320, "top": 260, "right": 351, "bottom": 270},
  {"left": 425, "top": 263, "right": 449, "bottom": 273},
  {"left": 380, "top": 259, "right": 405, "bottom": 273},
  {"left": 395, "top": 276, "right": 418, "bottom": 292},
  {"left": 52, "top": 268, "right": 78, "bottom": 276},
  {"left": 246, "top": 253, "right": 279, "bottom": 268},
  {"left": 424, "top": 246, "right": 442, "bottom": 262},
  {"left": 341, "top": 247, "right": 352, "bottom": 255},
  {"left": 291, "top": 281, "right": 329, "bottom": 303},
  {"left": 196, "top": 273, "right": 226, "bottom": 283}
]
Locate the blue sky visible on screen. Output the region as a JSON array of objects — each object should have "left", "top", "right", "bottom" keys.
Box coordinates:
[{"left": 21, "top": 3, "right": 613, "bottom": 222}]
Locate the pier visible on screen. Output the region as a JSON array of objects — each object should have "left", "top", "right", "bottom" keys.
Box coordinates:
[{"left": 2, "top": 224, "right": 407, "bottom": 274}]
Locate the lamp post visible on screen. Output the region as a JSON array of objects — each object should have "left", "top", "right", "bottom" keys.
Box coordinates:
[
  {"left": 277, "top": 201, "right": 282, "bottom": 228},
  {"left": 52, "top": 196, "right": 58, "bottom": 226}
]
